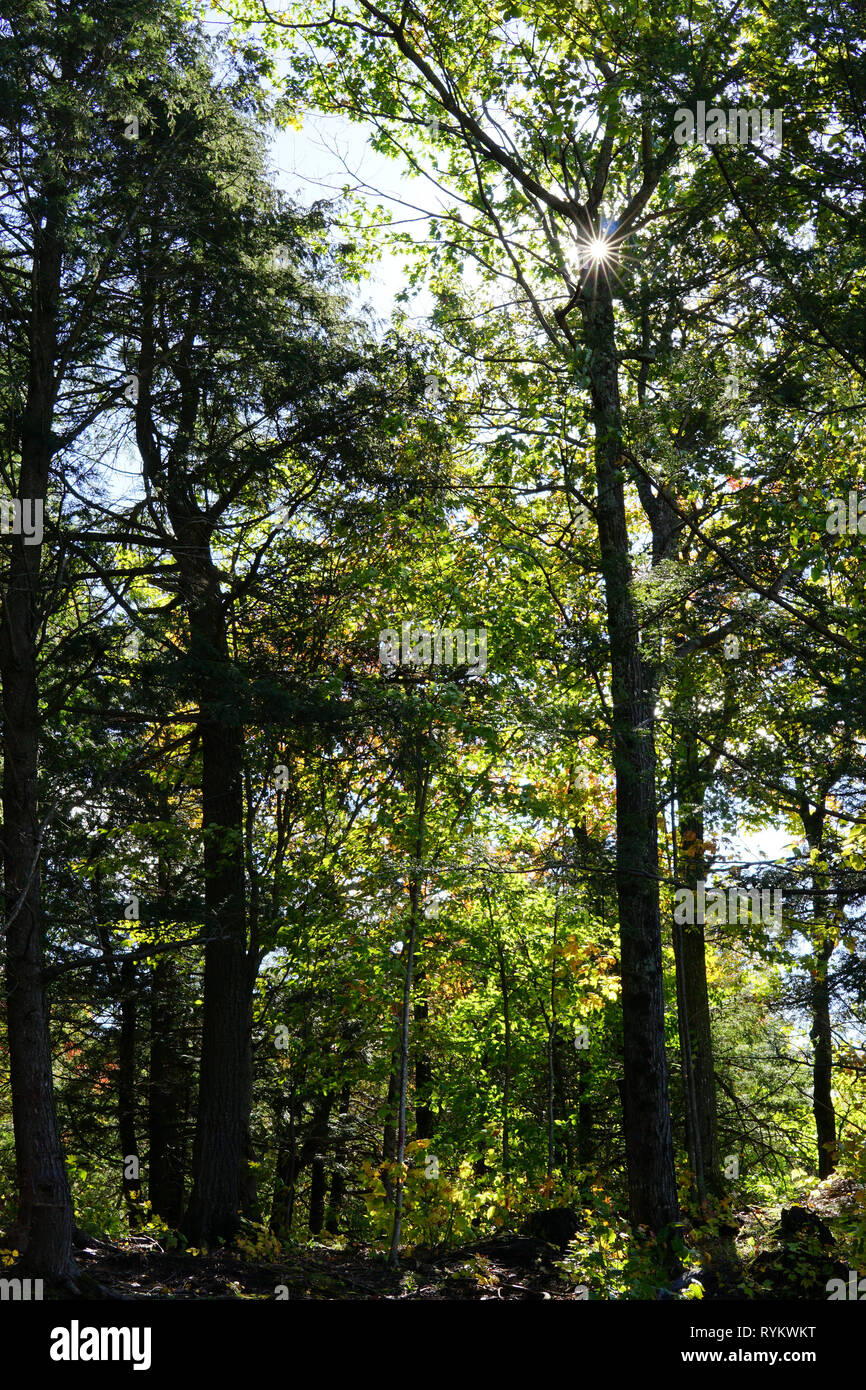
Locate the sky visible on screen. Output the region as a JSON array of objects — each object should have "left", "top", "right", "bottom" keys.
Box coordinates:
[{"left": 269, "top": 107, "right": 431, "bottom": 322}]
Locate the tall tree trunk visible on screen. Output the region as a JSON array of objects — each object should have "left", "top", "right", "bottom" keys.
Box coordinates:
[
  {"left": 381, "top": 1052, "right": 398, "bottom": 1204},
  {"left": 1, "top": 190, "right": 76, "bottom": 1282},
  {"left": 307, "top": 1091, "right": 334, "bottom": 1235},
  {"left": 576, "top": 1050, "right": 593, "bottom": 1168},
  {"left": 414, "top": 977, "right": 434, "bottom": 1141},
  {"left": 545, "top": 909, "right": 559, "bottom": 1179},
  {"left": 326, "top": 1082, "right": 352, "bottom": 1233},
  {"left": 389, "top": 753, "right": 429, "bottom": 1266},
  {"left": 388, "top": 874, "right": 420, "bottom": 1266},
  {"left": 811, "top": 936, "right": 836, "bottom": 1178},
  {"left": 148, "top": 952, "right": 187, "bottom": 1227},
  {"left": 672, "top": 744, "right": 721, "bottom": 1199},
  {"left": 582, "top": 277, "right": 679, "bottom": 1238},
  {"left": 801, "top": 805, "right": 836, "bottom": 1178},
  {"left": 180, "top": 570, "right": 252, "bottom": 1245},
  {"left": 494, "top": 933, "right": 512, "bottom": 1192},
  {"left": 164, "top": 534, "right": 251, "bottom": 1245},
  {"left": 134, "top": 283, "right": 253, "bottom": 1247},
  {"left": 270, "top": 1090, "right": 299, "bottom": 1237},
  {"left": 118, "top": 959, "right": 141, "bottom": 1226},
  {"left": 553, "top": 1021, "right": 573, "bottom": 1170},
  {"left": 181, "top": 657, "right": 252, "bottom": 1245}
]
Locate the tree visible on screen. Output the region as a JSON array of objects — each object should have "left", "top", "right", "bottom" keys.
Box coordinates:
[{"left": 0, "top": 0, "right": 193, "bottom": 1282}]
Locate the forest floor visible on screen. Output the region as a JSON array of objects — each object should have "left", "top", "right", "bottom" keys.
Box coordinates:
[
  {"left": 70, "top": 1233, "right": 578, "bottom": 1300},
  {"left": 57, "top": 1172, "right": 863, "bottom": 1301}
]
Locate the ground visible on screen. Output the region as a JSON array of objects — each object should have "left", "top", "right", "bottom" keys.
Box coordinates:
[
  {"left": 18, "top": 1172, "right": 864, "bottom": 1301},
  {"left": 69, "top": 1232, "right": 579, "bottom": 1300}
]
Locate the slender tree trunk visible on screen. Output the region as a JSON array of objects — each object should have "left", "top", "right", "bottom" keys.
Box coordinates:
[
  {"left": 582, "top": 278, "right": 679, "bottom": 1238},
  {"left": 546, "top": 1024, "right": 556, "bottom": 1180},
  {"left": 545, "top": 909, "right": 559, "bottom": 1179},
  {"left": 801, "top": 806, "right": 836, "bottom": 1178},
  {"left": 494, "top": 934, "right": 512, "bottom": 1192},
  {"left": 270, "top": 1091, "right": 299, "bottom": 1237},
  {"left": 119, "top": 959, "right": 141, "bottom": 1226},
  {"left": 554, "top": 1022, "right": 574, "bottom": 1170},
  {"left": 414, "top": 978, "right": 434, "bottom": 1141},
  {"left": 571, "top": 816, "right": 599, "bottom": 1173},
  {"left": 388, "top": 875, "right": 420, "bottom": 1266},
  {"left": 326, "top": 1082, "right": 352, "bottom": 1233},
  {"left": 672, "top": 748, "right": 721, "bottom": 1199},
  {"left": 147, "top": 843, "right": 189, "bottom": 1228},
  {"left": 307, "top": 1091, "right": 334, "bottom": 1235},
  {"left": 389, "top": 755, "right": 429, "bottom": 1266},
  {"left": 381, "top": 1052, "right": 398, "bottom": 1204},
  {"left": 812, "top": 936, "right": 836, "bottom": 1178},
  {"left": 576, "top": 1051, "right": 593, "bottom": 1168}
]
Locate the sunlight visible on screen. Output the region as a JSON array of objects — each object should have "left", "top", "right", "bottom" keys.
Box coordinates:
[
  {"left": 586, "top": 234, "right": 612, "bottom": 264},
  {"left": 567, "top": 219, "right": 625, "bottom": 283}
]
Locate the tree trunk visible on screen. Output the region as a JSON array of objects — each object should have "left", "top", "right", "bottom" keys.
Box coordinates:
[
  {"left": 133, "top": 278, "right": 254, "bottom": 1248},
  {"left": 801, "top": 805, "right": 836, "bottom": 1178},
  {"left": 576, "top": 1050, "right": 593, "bottom": 1168},
  {"left": 1, "top": 191, "right": 76, "bottom": 1282},
  {"left": 148, "top": 952, "right": 188, "bottom": 1227},
  {"left": 672, "top": 749, "right": 721, "bottom": 1199},
  {"left": 118, "top": 959, "right": 141, "bottom": 1226},
  {"left": 307, "top": 1091, "right": 334, "bottom": 1235},
  {"left": 326, "top": 1083, "right": 352, "bottom": 1233},
  {"left": 494, "top": 934, "right": 512, "bottom": 1191},
  {"left": 388, "top": 874, "right": 420, "bottom": 1265},
  {"left": 270, "top": 1091, "right": 299, "bottom": 1237},
  {"left": 170, "top": 531, "right": 252, "bottom": 1247},
  {"left": 414, "top": 979, "right": 434, "bottom": 1141},
  {"left": 812, "top": 936, "right": 836, "bottom": 1178},
  {"left": 381, "top": 1053, "right": 398, "bottom": 1204},
  {"left": 582, "top": 277, "right": 679, "bottom": 1238}
]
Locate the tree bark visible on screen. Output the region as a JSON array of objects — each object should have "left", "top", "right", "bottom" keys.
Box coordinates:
[
  {"left": 1, "top": 179, "right": 76, "bottom": 1281},
  {"left": 148, "top": 951, "right": 188, "bottom": 1227},
  {"left": 811, "top": 936, "right": 836, "bottom": 1178},
  {"left": 133, "top": 301, "right": 253, "bottom": 1246},
  {"left": 118, "top": 959, "right": 141, "bottom": 1226},
  {"left": 326, "top": 1082, "right": 352, "bottom": 1233},
  {"left": 388, "top": 874, "right": 420, "bottom": 1265},
  {"left": 381, "top": 1052, "right": 398, "bottom": 1204},
  {"left": 801, "top": 805, "right": 836, "bottom": 1178},
  {"left": 582, "top": 277, "right": 679, "bottom": 1238},
  {"left": 181, "top": 594, "right": 252, "bottom": 1245},
  {"left": 576, "top": 1050, "right": 593, "bottom": 1168},
  {"left": 270, "top": 1090, "right": 299, "bottom": 1237},
  {"left": 494, "top": 933, "right": 512, "bottom": 1190},
  {"left": 307, "top": 1090, "right": 334, "bottom": 1235},
  {"left": 672, "top": 746, "right": 721, "bottom": 1199},
  {"left": 389, "top": 755, "right": 429, "bottom": 1265},
  {"left": 413, "top": 980, "right": 434, "bottom": 1141}
]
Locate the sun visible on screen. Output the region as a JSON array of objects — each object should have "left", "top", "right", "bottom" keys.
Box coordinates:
[
  {"left": 586, "top": 234, "right": 612, "bottom": 264},
  {"left": 567, "top": 214, "right": 625, "bottom": 282}
]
